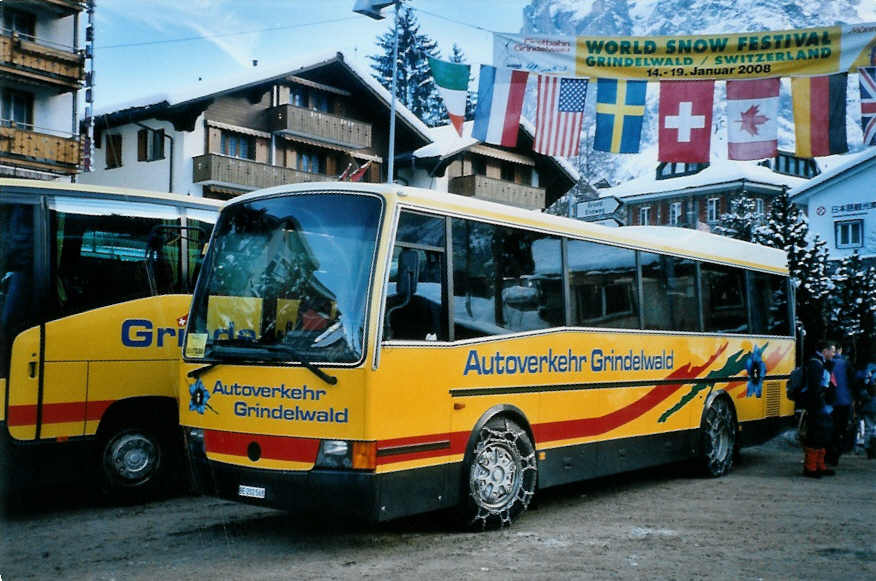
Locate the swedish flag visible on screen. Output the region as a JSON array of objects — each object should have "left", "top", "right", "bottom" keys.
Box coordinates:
[{"left": 594, "top": 79, "right": 647, "bottom": 153}]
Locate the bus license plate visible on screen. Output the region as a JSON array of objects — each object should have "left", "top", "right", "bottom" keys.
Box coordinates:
[{"left": 238, "top": 484, "right": 266, "bottom": 499}]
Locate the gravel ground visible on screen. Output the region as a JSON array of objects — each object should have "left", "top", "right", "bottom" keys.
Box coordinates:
[{"left": 2, "top": 432, "right": 875, "bottom": 580}]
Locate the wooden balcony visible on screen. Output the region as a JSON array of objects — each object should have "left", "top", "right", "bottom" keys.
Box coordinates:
[
  {"left": 449, "top": 174, "right": 546, "bottom": 210},
  {"left": 192, "top": 154, "right": 329, "bottom": 190},
  {"left": 0, "top": 125, "right": 80, "bottom": 174},
  {"left": 267, "top": 105, "right": 371, "bottom": 149},
  {"left": 0, "top": 33, "right": 84, "bottom": 92}
]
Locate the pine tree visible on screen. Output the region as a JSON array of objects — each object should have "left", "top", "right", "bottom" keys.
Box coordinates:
[
  {"left": 368, "top": 3, "right": 444, "bottom": 127},
  {"left": 448, "top": 43, "right": 476, "bottom": 120},
  {"left": 827, "top": 252, "right": 864, "bottom": 342},
  {"left": 714, "top": 192, "right": 761, "bottom": 242},
  {"left": 828, "top": 253, "right": 876, "bottom": 360}
]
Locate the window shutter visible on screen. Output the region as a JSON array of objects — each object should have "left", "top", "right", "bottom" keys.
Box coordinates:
[
  {"left": 154, "top": 129, "right": 165, "bottom": 160},
  {"left": 137, "top": 129, "right": 147, "bottom": 161}
]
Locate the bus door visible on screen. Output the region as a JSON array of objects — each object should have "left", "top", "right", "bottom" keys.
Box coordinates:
[{"left": 2, "top": 197, "right": 41, "bottom": 441}]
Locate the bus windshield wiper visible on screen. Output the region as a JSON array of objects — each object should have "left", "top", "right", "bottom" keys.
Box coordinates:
[
  {"left": 186, "top": 342, "right": 257, "bottom": 378},
  {"left": 186, "top": 341, "right": 337, "bottom": 385},
  {"left": 264, "top": 345, "right": 338, "bottom": 386},
  {"left": 187, "top": 362, "right": 219, "bottom": 379}
]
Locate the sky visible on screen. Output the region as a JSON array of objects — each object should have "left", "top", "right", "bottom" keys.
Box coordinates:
[{"left": 93, "top": 0, "right": 529, "bottom": 110}]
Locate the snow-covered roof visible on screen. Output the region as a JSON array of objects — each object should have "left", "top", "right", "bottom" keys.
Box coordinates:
[
  {"left": 412, "top": 117, "right": 580, "bottom": 183},
  {"left": 599, "top": 159, "right": 808, "bottom": 200},
  {"left": 412, "top": 120, "right": 479, "bottom": 160},
  {"left": 788, "top": 147, "right": 876, "bottom": 203},
  {"left": 95, "top": 51, "right": 432, "bottom": 140}
]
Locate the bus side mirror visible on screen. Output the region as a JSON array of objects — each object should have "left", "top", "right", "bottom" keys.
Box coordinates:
[
  {"left": 384, "top": 249, "right": 420, "bottom": 340},
  {"left": 396, "top": 248, "right": 420, "bottom": 299}
]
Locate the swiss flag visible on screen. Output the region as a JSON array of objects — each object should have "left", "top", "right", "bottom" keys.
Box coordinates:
[{"left": 658, "top": 80, "right": 714, "bottom": 162}]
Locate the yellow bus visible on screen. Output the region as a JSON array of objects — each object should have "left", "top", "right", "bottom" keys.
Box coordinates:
[
  {"left": 179, "top": 182, "right": 795, "bottom": 528},
  {"left": 1, "top": 180, "right": 220, "bottom": 501}
]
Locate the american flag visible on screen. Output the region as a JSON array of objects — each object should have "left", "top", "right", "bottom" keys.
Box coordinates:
[
  {"left": 860, "top": 66, "right": 876, "bottom": 146},
  {"left": 534, "top": 76, "right": 588, "bottom": 157}
]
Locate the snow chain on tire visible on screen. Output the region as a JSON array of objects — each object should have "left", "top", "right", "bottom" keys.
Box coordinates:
[
  {"left": 466, "top": 417, "right": 537, "bottom": 530},
  {"left": 701, "top": 396, "right": 736, "bottom": 477}
]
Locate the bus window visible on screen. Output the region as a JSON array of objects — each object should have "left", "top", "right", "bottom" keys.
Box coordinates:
[
  {"left": 749, "top": 271, "right": 790, "bottom": 335},
  {"left": 452, "top": 218, "right": 563, "bottom": 338},
  {"left": 0, "top": 203, "right": 35, "bottom": 380},
  {"left": 568, "top": 240, "right": 639, "bottom": 329},
  {"left": 701, "top": 262, "right": 749, "bottom": 333},
  {"left": 50, "top": 198, "right": 182, "bottom": 317},
  {"left": 641, "top": 252, "right": 699, "bottom": 332},
  {"left": 385, "top": 211, "right": 447, "bottom": 341}
]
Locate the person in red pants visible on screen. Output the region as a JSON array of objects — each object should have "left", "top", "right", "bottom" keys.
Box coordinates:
[{"left": 802, "top": 340, "right": 837, "bottom": 478}]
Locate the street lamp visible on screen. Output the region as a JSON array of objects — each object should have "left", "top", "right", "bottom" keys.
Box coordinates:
[{"left": 353, "top": 0, "right": 400, "bottom": 184}]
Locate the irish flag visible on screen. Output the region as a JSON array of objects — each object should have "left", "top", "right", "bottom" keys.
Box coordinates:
[{"left": 429, "top": 57, "right": 469, "bottom": 136}]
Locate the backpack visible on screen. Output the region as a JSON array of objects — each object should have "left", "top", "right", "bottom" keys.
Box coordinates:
[{"left": 787, "top": 366, "right": 807, "bottom": 402}]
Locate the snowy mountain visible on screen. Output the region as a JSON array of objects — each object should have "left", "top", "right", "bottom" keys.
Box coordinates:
[{"left": 519, "top": 0, "right": 876, "bottom": 187}]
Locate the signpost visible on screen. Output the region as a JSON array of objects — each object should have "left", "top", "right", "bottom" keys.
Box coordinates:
[{"left": 577, "top": 196, "right": 622, "bottom": 221}]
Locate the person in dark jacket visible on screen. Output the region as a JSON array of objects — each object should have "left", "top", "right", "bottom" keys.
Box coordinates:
[
  {"left": 802, "top": 339, "right": 836, "bottom": 478},
  {"left": 826, "top": 345, "right": 853, "bottom": 465}
]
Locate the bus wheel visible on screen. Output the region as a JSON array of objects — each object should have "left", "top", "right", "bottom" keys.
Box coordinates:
[
  {"left": 463, "top": 417, "right": 537, "bottom": 530},
  {"left": 100, "top": 427, "right": 165, "bottom": 499},
  {"left": 699, "top": 397, "right": 736, "bottom": 477}
]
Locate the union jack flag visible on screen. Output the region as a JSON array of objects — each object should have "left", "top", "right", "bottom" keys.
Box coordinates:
[{"left": 860, "top": 66, "right": 876, "bottom": 145}]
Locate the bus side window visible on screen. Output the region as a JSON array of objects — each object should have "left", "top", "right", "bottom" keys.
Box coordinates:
[
  {"left": 452, "top": 218, "right": 563, "bottom": 339},
  {"left": 568, "top": 240, "right": 639, "bottom": 329},
  {"left": 384, "top": 212, "right": 447, "bottom": 341},
  {"left": 701, "top": 262, "right": 748, "bottom": 333},
  {"left": 51, "top": 200, "right": 182, "bottom": 317},
  {"left": 0, "top": 203, "right": 35, "bottom": 379},
  {"left": 641, "top": 252, "right": 699, "bottom": 332}
]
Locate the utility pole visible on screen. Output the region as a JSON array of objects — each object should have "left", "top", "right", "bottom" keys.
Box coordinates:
[{"left": 353, "top": 0, "right": 399, "bottom": 183}]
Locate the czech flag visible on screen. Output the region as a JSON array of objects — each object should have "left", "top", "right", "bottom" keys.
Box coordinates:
[
  {"left": 792, "top": 73, "right": 848, "bottom": 157},
  {"left": 472, "top": 65, "right": 528, "bottom": 147}
]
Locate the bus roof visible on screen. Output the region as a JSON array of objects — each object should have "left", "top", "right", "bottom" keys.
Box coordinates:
[
  {"left": 0, "top": 178, "right": 223, "bottom": 210},
  {"left": 224, "top": 181, "right": 789, "bottom": 275}
]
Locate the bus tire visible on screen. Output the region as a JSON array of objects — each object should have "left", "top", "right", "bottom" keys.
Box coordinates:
[
  {"left": 699, "top": 396, "right": 736, "bottom": 477},
  {"left": 100, "top": 426, "right": 169, "bottom": 501},
  {"left": 461, "top": 416, "right": 537, "bottom": 530}
]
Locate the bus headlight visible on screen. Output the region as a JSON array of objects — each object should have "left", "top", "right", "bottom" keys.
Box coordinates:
[{"left": 315, "top": 440, "right": 376, "bottom": 471}]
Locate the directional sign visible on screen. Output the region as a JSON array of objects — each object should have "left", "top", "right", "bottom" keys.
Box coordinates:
[{"left": 577, "top": 196, "right": 621, "bottom": 220}]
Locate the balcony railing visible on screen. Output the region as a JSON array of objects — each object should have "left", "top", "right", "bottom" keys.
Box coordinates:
[
  {"left": 192, "top": 154, "right": 330, "bottom": 190},
  {"left": 268, "top": 105, "right": 371, "bottom": 149},
  {"left": 449, "top": 174, "right": 546, "bottom": 210},
  {"left": 0, "top": 125, "right": 80, "bottom": 173},
  {"left": 0, "top": 32, "right": 84, "bottom": 91}
]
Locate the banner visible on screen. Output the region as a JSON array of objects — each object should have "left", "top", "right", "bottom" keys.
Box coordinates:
[{"left": 493, "top": 23, "right": 876, "bottom": 81}]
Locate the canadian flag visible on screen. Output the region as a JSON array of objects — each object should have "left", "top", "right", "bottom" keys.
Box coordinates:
[
  {"left": 658, "top": 80, "right": 714, "bottom": 163},
  {"left": 726, "top": 78, "right": 779, "bottom": 160}
]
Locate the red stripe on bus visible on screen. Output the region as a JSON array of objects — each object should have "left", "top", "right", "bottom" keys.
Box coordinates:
[
  {"left": 7, "top": 399, "right": 117, "bottom": 426},
  {"left": 204, "top": 429, "right": 320, "bottom": 463}
]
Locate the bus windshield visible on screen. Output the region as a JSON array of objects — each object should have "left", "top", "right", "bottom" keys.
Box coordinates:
[{"left": 186, "top": 193, "right": 382, "bottom": 364}]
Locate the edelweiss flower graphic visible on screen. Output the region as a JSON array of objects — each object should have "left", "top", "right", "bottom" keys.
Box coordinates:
[
  {"left": 745, "top": 345, "right": 766, "bottom": 397},
  {"left": 189, "top": 379, "right": 216, "bottom": 414}
]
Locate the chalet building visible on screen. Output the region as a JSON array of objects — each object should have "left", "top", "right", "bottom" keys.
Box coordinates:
[
  {"left": 80, "top": 52, "right": 576, "bottom": 210},
  {"left": 599, "top": 151, "right": 819, "bottom": 231},
  {"left": 0, "top": 0, "right": 85, "bottom": 179},
  {"left": 789, "top": 147, "right": 876, "bottom": 267},
  {"left": 80, "top": 52, "right": 433, "bottom": 198},
  {"left": 402, "top": 119, "right": 578, "bottom": 211}
]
